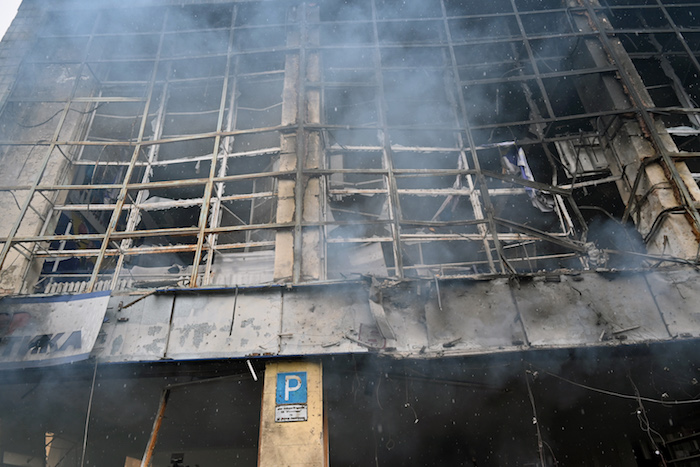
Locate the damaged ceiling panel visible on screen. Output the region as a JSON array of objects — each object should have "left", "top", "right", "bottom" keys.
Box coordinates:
[
  {"left": 97, "top": 293, "right": 174, "bottom": 362},
  {"left": 424, "top": 278, "right": 525, "bottom": 350},
  {"left": 513, "top": 273, "right": 670, "bottom": 346},
  {"left": 644, "top": 268, "right": 700, "bottom": 338},
  {"left": 89, "top": 267, "right": 700, "bottom": 363}
]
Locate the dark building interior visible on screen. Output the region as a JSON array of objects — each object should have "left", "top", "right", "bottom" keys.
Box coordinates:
[
  {"left": 3, "top": 344, "right": 700, "bottom": 466},
  {"left": 1, "top": 0, "right": 697, "bottom": 293}
]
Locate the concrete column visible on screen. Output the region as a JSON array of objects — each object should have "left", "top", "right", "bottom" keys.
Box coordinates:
[
  {"left": 273, "top": 13, "right": 301, "bottom": 281},
  {"left": 568, "top": 0, "right": 700, "bottom": 259},
  {"left": 258, "top": 360, "right": 326, "bottom": 467},
  {"left": 273, "top": 4, "right": 323, "bottom": 282},
  {"left": 301, "top": 5, "right": 322, "bottom": 281}
]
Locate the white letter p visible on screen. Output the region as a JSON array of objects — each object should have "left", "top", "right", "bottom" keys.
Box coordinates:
[{"left": 284, "top": 375, "right": 302, "bottom": 401}]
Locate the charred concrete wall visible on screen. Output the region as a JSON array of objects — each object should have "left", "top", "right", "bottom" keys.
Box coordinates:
[{"left": 0, "top": 0, "right": 46, "bottom": 294}]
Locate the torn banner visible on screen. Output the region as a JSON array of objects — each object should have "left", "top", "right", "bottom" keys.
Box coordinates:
[{"left": 502, "top": 145, "right": 555, "bottom": 213}]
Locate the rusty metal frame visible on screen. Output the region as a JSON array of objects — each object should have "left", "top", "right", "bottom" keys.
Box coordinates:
[
  {"left": 581, "top": 0, "right": 700, "bottom": 242},
  {"left": 4, "top": 0, "right": 699, "bottom": 294},
  {"left": 85, "top": 12, "right": 170, "bottom": 292},
  {"left": 0, "top": 9, "right": 105, "bottom": 274}
]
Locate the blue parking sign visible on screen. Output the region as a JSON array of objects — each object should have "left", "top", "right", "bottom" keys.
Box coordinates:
[{"left": 276, "top": 372, "right": 307, "bottom": 404}]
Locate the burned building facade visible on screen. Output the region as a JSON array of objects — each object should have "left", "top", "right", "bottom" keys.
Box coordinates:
[{"left": 0, "top": 0, "right": 700, "bottom": 465}]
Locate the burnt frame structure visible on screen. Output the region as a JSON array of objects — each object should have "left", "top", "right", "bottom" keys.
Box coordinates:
[{"left": 0, "top": 0, "right": 698, "bottom": 294}]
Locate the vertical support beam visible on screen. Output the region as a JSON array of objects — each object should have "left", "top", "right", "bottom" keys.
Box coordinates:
[
  {"left": 440, "top": 51, "right": 495, "bottom": 272},
  {"left": 191, "top": 6, "right": 239, "bottom": 287},
  {"left": 439, "top": 0, "right": 510, "bottom": 275},
  {"left": 275, "top": 4, "right": 323, "bottom": 283},
  {"left": 258, "top": 360, "right": 326, "bottom": 467},
  {"left": 653, "top": 0, "right": 700, "bottom": 80},
  {"left": 508, "top": 0, "right": 557, "bottom": 120},
  {"left": 275, "top": 6, "right": 302, "bottom": 282},
  {"left": 369, "top": 0, "right": 404, "bottom": 278},
  {"left": 301, "top": 5, "right": 323, "bottom": 281},
  {"left": 292, "top": 3, "right": 309, "bottom": 284},
  {"left": 86, "top": 13, "right": 169, "bottom": 292},
  {"left": 140, "top": 389, "right": 170, "bottom": 467},
  {"left": 110, "top": 65, "right": 170, "bottom": 290}
]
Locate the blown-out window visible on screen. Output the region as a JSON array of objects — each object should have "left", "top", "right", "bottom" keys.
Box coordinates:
[{"left": 0, "top": 0, "right": 698, "bottom": 293}]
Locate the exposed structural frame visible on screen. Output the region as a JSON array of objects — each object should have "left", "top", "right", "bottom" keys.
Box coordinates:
[
  {"left": 0, "top": 0, "right": 698, "bottom": 295},
  {"left": 583, "top": 0, "right": 700, "bottom": 244}
]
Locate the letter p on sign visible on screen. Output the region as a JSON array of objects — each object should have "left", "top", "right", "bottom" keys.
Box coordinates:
[{"left": 276, "top": 372, "right": 307, "bottom": 404}]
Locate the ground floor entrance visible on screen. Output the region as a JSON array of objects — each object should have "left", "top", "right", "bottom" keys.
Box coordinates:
[{"left": 1, "top": 341, "right": 699, "bottom": 466}]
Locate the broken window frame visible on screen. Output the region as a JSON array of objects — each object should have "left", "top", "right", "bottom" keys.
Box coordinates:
[{"left": 1, "top": 0, "right": 699, "bottom": 293}]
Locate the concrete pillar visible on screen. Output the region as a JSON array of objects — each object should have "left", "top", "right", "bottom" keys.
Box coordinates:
[
  {"left": 258, "top": 360, "right": 326, "bottom": 467},
  {"left": 273, "top": 4, "right": 322, "bottom": 282},
  {"left": 301, "top": 5, "right": 322, "bottom": 281},
  {"left": 569, "top": 0, "right": 700, "bottom": 259},
  {"left": 274, "top": 16, "right": 300, "bottom": 281}
]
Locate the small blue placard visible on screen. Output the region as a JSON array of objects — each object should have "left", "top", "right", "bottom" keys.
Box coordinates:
[{"left": 276, "top": 372, "right": 307, "bottom": 405}]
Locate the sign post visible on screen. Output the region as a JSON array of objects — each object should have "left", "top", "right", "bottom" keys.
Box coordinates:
[
  {"left": 258, "top": 361, "right": 326, "bottom": 466},
  {"left": 275, "top": 371, "right": 308, "bottom": 422}
]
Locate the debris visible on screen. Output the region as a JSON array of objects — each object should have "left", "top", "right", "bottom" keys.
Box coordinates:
[
  {"left": 434, "top": 275, "right": 443, "bottom": 311},
  {"left": 545, "top": 274, "right": 561, "bottom": 283},
  {"left": 368, "top": 278, "right": 396, "bottom": 340},
  {"left": 612, "top": 325, "right": 640, "bottom": 335},
  {"left": 585, "top": 242, "right": 608, "bottom": 268},
  {"left": 228, "top": 286, "right": 238, "bottom": 336},
  {"left": 246, "top": 359, "right": 258, "bottom": 382},
  {"left": 344, "top": 333, "right": 380, "bottom": 349},
  {"left": 442, "top": 337, "right": 462, "bottom": 348},
  {"left": 666, "top": 126, "right": 700, "bottom": 136}
]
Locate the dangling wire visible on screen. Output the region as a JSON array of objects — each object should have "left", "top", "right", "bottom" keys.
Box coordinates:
[
  {"left": 80, "top": 359, "right": 98, "bottom": 467},
  {"left": 629, "top": 374, "right": 668, "bottom": 466},
  {"left": 524, "top": 364, "right": 547, "bottom": 467}
]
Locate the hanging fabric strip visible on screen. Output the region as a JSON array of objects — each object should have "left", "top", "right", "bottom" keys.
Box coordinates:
[{"left": 502, "top": 145, "right": 555, "bottom": 213}]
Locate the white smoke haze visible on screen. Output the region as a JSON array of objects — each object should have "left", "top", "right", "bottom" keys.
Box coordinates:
[
  {"left": 1, "top": 1, "right": 699, "bottom": 466},
  {"left": 0, "top": 0, "right": 21, "bottom": 40},
  {"left": 0, "top": 0, "right": 673, "bottom": 287}
]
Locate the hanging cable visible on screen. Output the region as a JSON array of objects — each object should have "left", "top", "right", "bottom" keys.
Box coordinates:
[
  {"left": 629, "top": 375, "right": 668, "bottom": 466},
  {"left": 80, "top": 360, "right": 98, "bottom": 467},
  {"left": 524, "top": 365, "right": 547, "bottom": 467},
  {"left": 528, "top": 362, "right": 700, "bottom": 405}
]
